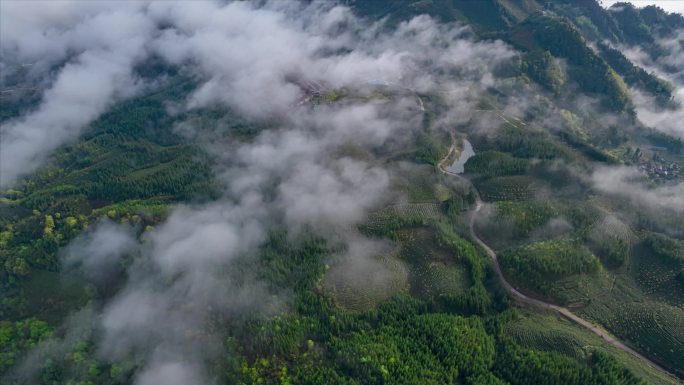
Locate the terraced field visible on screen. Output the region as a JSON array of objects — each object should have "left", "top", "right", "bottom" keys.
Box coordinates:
[
  {"left": 539, "top": 261, "right": 684, "bottom": 378},
  {"left": 632, "top": 245, "right": 684, "bottom": 307},
  {"left": 504, "top": 311, "right": 681, "bottom": 385},
  {"left": 401, "top": 174, "right": 453, "bottom": 203},
  {"left": 476, "top": 175, "right": 536, "bottom": 201},
  {"left": 475, "top": 199, "right": 564, "bottom": 247},
  {"left": 601, "top": 302, "right": 684, "bottom": 377},
  {"left": 590, "top": 213, "right": 635, "bottom": 245},
  {"left": 546, "top": 269, "right": 616, "bottom": 305},
  {"left": 587, "top": 210, "right": 637, "bottom": 265},
  {"left": 398, "top": 227, "right": 454, "bottom": 263},
  {"left": 324, "top": 252, "right": 409, "bottom": 312},
  {"left": 439, "top": 142, "right": 683, "bottom": 382},
  {"left": 381, "top": 203, "right": 441, "bottom": 222},
  {"left": 463, "top": 150, "right": 530, "bottom": 178},
  {"left": 362, "top": 202, "right": 442, "bottom": 233},
  {"left": 432, "top": 183, "right": 453, "bottom": 202},
  {"left": 336, "top": 195, "right": 468, "bottom": 311},
  {"left": 499, "top": 238, "right": 600, "bottom": 292},
  {"left": 506, "top": 315, "right": 591, "bottom": 358},
  {"left": 411, "top": 261, "right": 471, "bottom": 301}
]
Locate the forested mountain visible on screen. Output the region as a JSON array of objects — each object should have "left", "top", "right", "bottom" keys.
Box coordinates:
[{"left": 1, "top": 1, "right": 684, "bottom": 384}]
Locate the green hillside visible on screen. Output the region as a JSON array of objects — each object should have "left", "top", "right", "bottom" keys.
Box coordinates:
[{"left": 2, "top": 1, "right": 684, "bottom": 384}]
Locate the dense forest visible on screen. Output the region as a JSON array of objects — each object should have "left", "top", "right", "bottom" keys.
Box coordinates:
[{"left": 1, "top": 1, "right": 684, "bottom": 384}]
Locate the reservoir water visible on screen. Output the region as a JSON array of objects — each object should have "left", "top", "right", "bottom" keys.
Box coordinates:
[{"left": 447, "top": 139, "right": 475, "bottom": 174}]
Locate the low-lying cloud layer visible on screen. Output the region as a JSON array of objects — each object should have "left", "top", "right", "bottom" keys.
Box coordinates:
[
  {"left": 0, "top": 2, "right": 154, "bottom": 187},
  {"left": 62, "top": 219, "right": 137, "bottom": 281},
  {"left": 0, "top": 0, "right": 514, "bottom": 190},
  {"left": 592, "top": 166, "right": 684, "bottom": 214},
  {"left": 3, "top": 1, "right": 517, "bottom": 384},
  {"left": 621, "top": 30, "right": 684, "bottom": 139},
  {"left": 589, "top": 163, "right": 684, "bottom": 238}
]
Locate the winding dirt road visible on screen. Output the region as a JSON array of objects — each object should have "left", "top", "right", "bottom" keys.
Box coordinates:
[{"left": 438, "top": 141, "right": 681, "bottom": 383}]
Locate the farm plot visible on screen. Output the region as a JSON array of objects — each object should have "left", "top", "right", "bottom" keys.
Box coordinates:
[
  {"left": 502, "top": 311, "right": 681, "bottom": 385},
  {"left": 632, "top": 247, "right": 684, "bottom": 307},
  {"left": 499, "top": 239, "right": 600, "bottom": 293},
  {"left": 546, "top": 269, "right": 616, "bottom": 306},
  {"left": 463, "top": 150, "right": 530, "bottom": 178},
  {"left": 505, "top": 317, "right": 585, "bottom": 358},
  {"left": 411, "top": 261, "right": 471, "bottom": 301},
  {"left": 394, "top": 226, "right": 476, "bottom": 303},
  {"left": 587, "top": 210, "right": 636, "bottom": 266},
  {"left": 397, "top": 169, "right": 453, "bottom": 203},
  {"left": 324, "top": 253, "right": 409, "bottom": 312},
  {"left": 602, "top": 302, "right": 684, "bottom": 378},
  {"left": 398, "top": 227, "right": 454, "bottom": 264},
  {"left": 589, "top": 212, "right": 635, "bottom": 246},
  {"left": 486, "top": 200, "right": 562, "bottom": 241},
  {"left": 476, "top": 176, "right": 536, "bottom": 201},
  {"left": 564, "top": 201, "right": 604, "bottom": 236},
  {"left": 362, "top": 203, "right": 442, "bottom": 234}
]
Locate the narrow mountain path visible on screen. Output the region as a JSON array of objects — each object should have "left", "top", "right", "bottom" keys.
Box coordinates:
[{"left": 437, "top": 139, "right": 682, "bottom": 383}]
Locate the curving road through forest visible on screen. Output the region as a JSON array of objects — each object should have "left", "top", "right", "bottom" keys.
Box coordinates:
[{"left": 437, "top": 139, "right": 681, "bottom": 383}]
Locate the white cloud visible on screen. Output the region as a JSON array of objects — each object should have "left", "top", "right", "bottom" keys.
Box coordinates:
[
  {"left": 602, "top": 0, "right": 684, "bottom": 15},
  {"left": 4, "top": 2, "right": 520, "bottom": 384},
  {"left": 0, "top": 2, "right": 154, "bottom": 188},
  {"left": 592, "top": 166, "right": 684, "bottom": 213},
  {"left": 62, "top": 219, "right": 137, "bottom": 280}
]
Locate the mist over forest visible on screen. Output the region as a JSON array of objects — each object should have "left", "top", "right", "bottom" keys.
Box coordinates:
[{"left": 1, "top": 1, "right": 684, "bottom": 384}]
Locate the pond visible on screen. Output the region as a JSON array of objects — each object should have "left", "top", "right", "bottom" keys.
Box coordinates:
[{"left": 446, "top": 139, "right": 475, "bottom": 174}]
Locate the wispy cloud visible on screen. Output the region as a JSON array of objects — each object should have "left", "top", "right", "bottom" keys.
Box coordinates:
[{"left": 3, "top": 1, "right": 519, "bottom": 383}]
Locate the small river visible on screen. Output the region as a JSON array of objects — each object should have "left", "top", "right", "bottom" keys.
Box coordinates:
[{"left": 446, "top": 139, "right": 475, "bottom": 174}]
